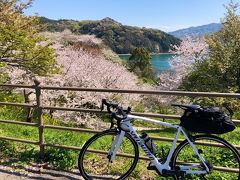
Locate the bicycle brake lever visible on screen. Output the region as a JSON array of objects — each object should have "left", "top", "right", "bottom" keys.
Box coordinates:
[
  {"left": 100, "top": 105, "right": 104, "bottom": 111},
  {"left": 101, "top": 99, "right": 109, "bottom": 111},
  {"left": 125, "top": 106, "right": 132, "bottom": 114}
]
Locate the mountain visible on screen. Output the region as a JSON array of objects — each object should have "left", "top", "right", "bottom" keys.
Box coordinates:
[
  {"left": 169, "top": 23, "right": 223, "bottom": 39},
  {"left": 40, "top": 17, "right": 181, "bottom": 54}
]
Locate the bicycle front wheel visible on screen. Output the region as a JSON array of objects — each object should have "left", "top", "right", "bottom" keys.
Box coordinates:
[
  {"left": 78, "top": 129, "right": 139, "bottom": 179},
  {"left": 172, "top": 134, "right": 240, "bottom": 180}
]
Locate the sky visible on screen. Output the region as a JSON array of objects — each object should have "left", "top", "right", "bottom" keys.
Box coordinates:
[{"left": 24, "top": 0, "right": 231, "bottom": 32}]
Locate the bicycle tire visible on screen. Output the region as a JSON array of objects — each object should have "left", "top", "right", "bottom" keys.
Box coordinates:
[
  {"left": 78, "top": 129, "right": 139, "bottom": 179},
  {"left": 171, "top": 134, "right": 240, "bottom": 180}
]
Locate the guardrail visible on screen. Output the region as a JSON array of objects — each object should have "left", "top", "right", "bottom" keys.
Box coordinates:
[{"left": 0, "top": 81, "right": 240, "bottom": 173}]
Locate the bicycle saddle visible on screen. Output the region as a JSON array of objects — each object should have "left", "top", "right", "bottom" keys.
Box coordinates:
[{"left": 171, "top": 104, "right": 201, "bottom": 110}]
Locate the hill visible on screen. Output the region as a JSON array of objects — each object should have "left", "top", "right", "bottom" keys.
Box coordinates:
[
  {"left": 40, "top": 17, "right": 181, "bottom": 54},
  {"left": 169, "top": 23, "right": 223, "bottom": 39}
]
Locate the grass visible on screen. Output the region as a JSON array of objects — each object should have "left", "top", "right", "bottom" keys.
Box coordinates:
[
  {"left": 0, "top": 92, "right": 239, "bottom": 179},
  {"left": 0, "top": 119, "right": 239, "bottom": 179}
]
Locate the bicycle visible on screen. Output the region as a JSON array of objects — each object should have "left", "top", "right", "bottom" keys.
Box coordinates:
[{"left": 78, "top": 99, "right": 240, "bottom": 179}]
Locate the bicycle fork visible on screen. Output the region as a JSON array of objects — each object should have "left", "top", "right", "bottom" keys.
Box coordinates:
[{"left": 107, "top": 130, "right": 126, "bottom": 162}]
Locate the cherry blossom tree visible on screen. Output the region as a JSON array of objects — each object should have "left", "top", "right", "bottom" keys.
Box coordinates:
[
  {"left": 158, "top": 36, "right": 208, "bottom": 90},
  {"left": 6, "top": 32, "right": 151, "bottom": 128}
]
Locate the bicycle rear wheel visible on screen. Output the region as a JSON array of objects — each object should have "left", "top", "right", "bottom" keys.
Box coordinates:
[
  {"left": 172, "top": 134, "right": 240, "bottom": 179},
  {"left": 78, "top": 129, "right": 139, "bottom": 179}
]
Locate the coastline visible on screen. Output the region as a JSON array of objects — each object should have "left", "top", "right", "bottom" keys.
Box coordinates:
[{"left": 118, "top": 53, "right": 176, "bottom": 55}]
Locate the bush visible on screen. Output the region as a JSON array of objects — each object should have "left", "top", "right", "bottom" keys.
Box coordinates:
[
  {"left": 133, "top": 103, "right": 145, "bottom": 113},
  {"left": 18, "top": 144, "right": 38, "bottom": 163},
  {"left": 0, "top": 140, "right": 17, "bottom": 157},
  {"left": 44, "top": 148, "right": 77, "bottom": 170}
]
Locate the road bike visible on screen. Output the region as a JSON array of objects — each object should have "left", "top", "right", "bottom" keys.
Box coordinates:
[{"left": 78, "top": 99, "right": 240, "bottom": 179}]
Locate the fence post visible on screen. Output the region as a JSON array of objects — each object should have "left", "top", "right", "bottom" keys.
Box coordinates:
[{"left": 34, "top": 79, "right": 44, "bottom": 160}]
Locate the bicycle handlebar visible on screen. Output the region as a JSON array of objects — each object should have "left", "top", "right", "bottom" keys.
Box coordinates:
[{"left": 101, "top": 99, "right": 131, "bottom": 121}]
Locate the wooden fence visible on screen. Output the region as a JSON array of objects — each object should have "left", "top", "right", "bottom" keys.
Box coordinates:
[{"left": 0, "top": 80, "right": 240, "bottom": 173}]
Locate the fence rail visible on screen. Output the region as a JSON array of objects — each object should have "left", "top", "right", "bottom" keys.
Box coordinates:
[{"left": 0, "top": 82, "right": 240, "bottom": 173}]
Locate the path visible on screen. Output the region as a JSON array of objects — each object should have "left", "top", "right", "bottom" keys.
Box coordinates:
[{"left": 0, "top": 164, "right": 83, "bottom": 180}]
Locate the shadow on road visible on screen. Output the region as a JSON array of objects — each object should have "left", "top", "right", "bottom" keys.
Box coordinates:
[{"left": 0, "top": 162, "right": 83, "bottom": 180}]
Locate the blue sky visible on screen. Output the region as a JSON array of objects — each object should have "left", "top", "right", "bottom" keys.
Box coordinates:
[{"left": 25, "top": 0, "right": 231, "bottom": 32}]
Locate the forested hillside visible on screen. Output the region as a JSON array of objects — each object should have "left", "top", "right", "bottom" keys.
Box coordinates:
[
  {"left": 169, "top": 23, "right": 223, "bottom": 39},
  {"left": 40, "top": 17, "right": 181, "bottom": 54}
]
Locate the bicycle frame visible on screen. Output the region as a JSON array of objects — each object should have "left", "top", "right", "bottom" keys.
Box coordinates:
[{"left": 107, "top": 114, "right": 210, "bottom": 175}]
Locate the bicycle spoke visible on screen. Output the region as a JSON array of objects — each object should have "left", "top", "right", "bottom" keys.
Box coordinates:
[
  {"left": 172, "top": 135, "right": 240, "bottom": 180},
  {"left": 79, "top": 129, "right": 139, "bottom": 179}
]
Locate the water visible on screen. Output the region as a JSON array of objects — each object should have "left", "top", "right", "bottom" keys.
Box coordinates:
[{"left": 119, "top": 54, "right": 174, "bottom": 72}]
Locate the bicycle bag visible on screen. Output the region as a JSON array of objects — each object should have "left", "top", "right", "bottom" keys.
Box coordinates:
[{"left": 180, "top": 106, "right": 235, "bottom": 134}]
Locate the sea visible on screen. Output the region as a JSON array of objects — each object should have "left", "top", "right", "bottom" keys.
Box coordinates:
[{"left": 118, "top": 54, "right": 174, "bottom": 73}]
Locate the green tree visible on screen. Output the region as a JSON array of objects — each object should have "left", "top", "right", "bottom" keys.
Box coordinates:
[
  {"left": 128, "top": 47, "right": 154, "bottom": 80},
  {"left": 182, "top": 0, "right": 240, "bottom": 92},
  {"left": 0, "top": 0, "right": 59, "bottom": 76}
]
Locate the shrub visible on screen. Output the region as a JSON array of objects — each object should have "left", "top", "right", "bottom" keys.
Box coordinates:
[
  {"left": 44, "top": 148, "right": 77, "bottom": 170},
  {"left": 0, "top": 140, "right": 17, "bottom": 157}
]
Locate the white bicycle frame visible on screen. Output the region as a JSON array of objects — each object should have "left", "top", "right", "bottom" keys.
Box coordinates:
[{"left": 108, "top": 114, "right": 210, "bottom": 175}]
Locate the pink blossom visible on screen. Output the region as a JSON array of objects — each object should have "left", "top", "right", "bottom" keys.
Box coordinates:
[
  {"left": 5, "top": 32, "right": 152, "bottom": 128},
  {"left": 158, "top": 37, "right": 208, "bottom": 90}
]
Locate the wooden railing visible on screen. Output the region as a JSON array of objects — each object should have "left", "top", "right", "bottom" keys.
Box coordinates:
[{"left": 0, "top": 81, "right": 240, "bottom": 173}]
